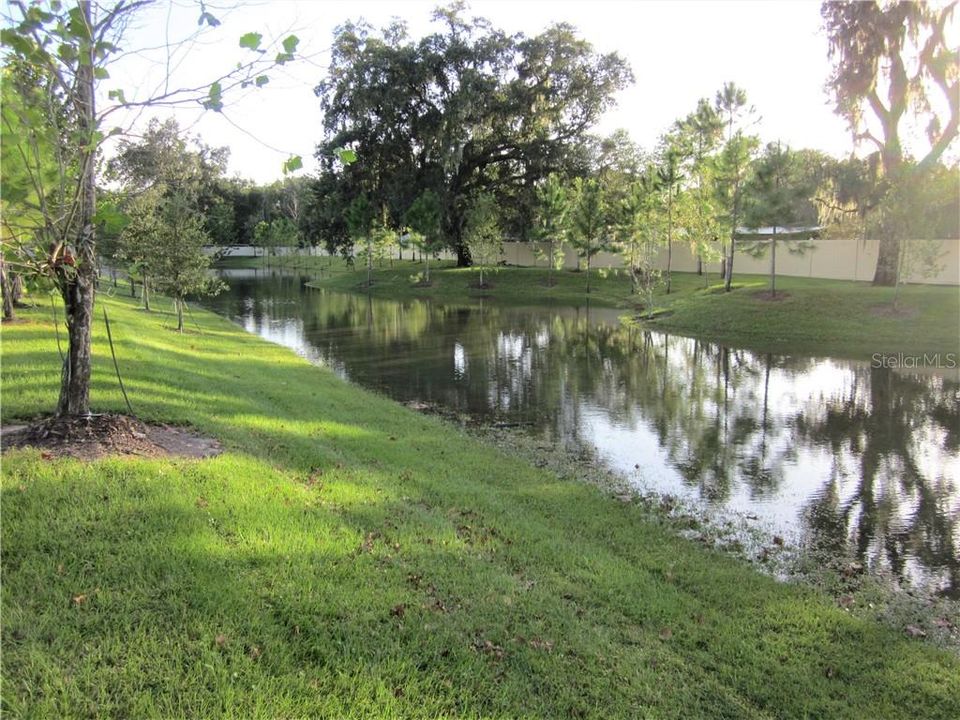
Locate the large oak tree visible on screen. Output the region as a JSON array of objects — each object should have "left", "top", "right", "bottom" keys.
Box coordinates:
[
  {"left": 822, "top": 0, "right": 959, "bottom": 285},
  {"left": 313, "top": 2, "right": 632, "bottom": 265}
]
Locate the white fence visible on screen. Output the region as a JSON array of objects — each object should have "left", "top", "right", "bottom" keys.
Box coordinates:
[
  {"left": 498, "top": 238, "right": 960, "bottom": 285},
  {"left": 205, "top": 238, "right": 959, "bottom": 285}
]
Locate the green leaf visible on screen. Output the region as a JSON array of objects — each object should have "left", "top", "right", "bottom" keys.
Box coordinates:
[
  {"left": 255, "top": 75, "right": 270, "bottom": 87},
  {"left": 282, "top": 155, "right": 303, "bottom": 175},
  {"left": 203, "top": 81, "right": 223, "bottom": 112},
  {"left": 108, "top": 89, "right": 126, "bottom": 104},
  {"left": 282, "top": 34, "right": 299, "bottom": 54},
  {"left": 66, "top": 6, "right": 91, "bottom": 40},
  {"left": 335, "top": 147, "right": 357, "bottom": 164},
  {"left": 239, "top": 32, "right": 262, "bottom": 51},
  {"left": 93, "top": 67, "right": 109, "bottom": 80},
  {"left": 274, "top": 52, "right": 293, "bottom": 65},
  {"left": 198, "top": 11, "right": 220, "bottom": 27},
  {"left": 94, "top": 41, "right": 118, "bottom": 59},
  {"left": 1, "top": 29, "right": 34, "bottom": 56}
]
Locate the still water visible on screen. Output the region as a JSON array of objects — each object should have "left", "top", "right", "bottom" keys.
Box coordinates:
[{"left": 202, "top": 268, "right": 960, "bottom": 597}]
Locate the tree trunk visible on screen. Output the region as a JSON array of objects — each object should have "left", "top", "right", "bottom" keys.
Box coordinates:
[
  {"left": 366, "top": 238, "right": 373, "bottom": 287},
  {"left": 665, "top": 192, "right": 673, "bottom": 295},
  {"left": 56, "top": 1, "right": 96, "bottom": 417},
  {"left": 1, "top": 257, "right": 15, "bottom": 321},
  {"left": 11, "top": 272, "right": 23, "bottom": 306},
  {"left": 176, "top": 297, "right": 184, "bottom": 333},
  {"left": 586, "top": 253, "right": 592, "bottom": 294},
  {"left": 143, "top": 276, "right": 151, "bottom": 312},
  {"left": 872, "top": 235, "right": 899, "bottom": 286},
  {"left": 770, "top": 232, "right": 777, "bottom": 298},
  {"left": 455, "top": 241, "right": 471, "bottom": 267},
  {"left": 724, "top": 237, "right": 735, "bottom": 292}
]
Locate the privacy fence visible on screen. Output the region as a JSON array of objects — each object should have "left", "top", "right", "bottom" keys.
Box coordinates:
[
  {"left": 207, "top": 237, "right": 959, "bottom": 285},
  {"left": 498, "top": 237, "right": 959, "bottom": 285}
]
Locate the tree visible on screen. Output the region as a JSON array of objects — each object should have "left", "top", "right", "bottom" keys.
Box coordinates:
[
  {"left": 346, "top": 195, "right": 375, "bottom": 287},
  {"left": 314, "top": 3, "right": 632, "bottom": 265},
  {"left": 569, "top": 177, "right": 608, "bottom": 294},
  {"left": 675, "top": 98, "right": 724, "bottom": 283},
  {"left": 822, "top": 0, "right": 959, "bottom": 285},
  {"left": 712, "top": 82, "right": 759, "bottom": 291},
  {"left": 116, "top": 186, "right": 164, "bottom": 311},
  {"left": 614, "top": 170, "right": 665, "bottom": 306},
  {"left": 870, "top": 162, "right": 957, "bottom": 308},
  {"left": 107, "top": 117, "right": 229, "bottom": 305},
  {"left": 463, "top": 193, "right": 502, "bottom": 288},
  {"left": 656, "top": 136, "right": 687, "bottom": 294},
  {"left": 534, "top": 173, "right": 570, "bottom": 287},
  {"left": 0, "top": 63, "right": 60, "bottom": 321},
  {"left": 1, "top": 1, "right": 305, "bottom": 416},
  {"left": 742, "top": 142, "right": 818, "bottom": 297},
  {"left": 404, "top": 190, "right": 443, "bottom": 284},
  {"left": 150, "top": 194, "right": 222, "bottom": 333}
]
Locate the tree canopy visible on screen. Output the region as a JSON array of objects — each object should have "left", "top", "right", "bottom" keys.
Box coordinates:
[
  {"left": 822, "top": 0, "right": 959, "bottom": 284},
  {"left": 313, "top": 2, "right": 632, "bottom": 264}
]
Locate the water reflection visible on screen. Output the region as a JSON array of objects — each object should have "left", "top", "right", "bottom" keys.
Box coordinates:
[{"left": 203, "top": 268, "right": 960, "bottom": 597}]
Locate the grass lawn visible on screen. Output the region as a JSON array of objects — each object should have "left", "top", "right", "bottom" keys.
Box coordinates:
[
  {"left": 225, "top": 255, "right": 960, "bottom": 359},
  {"left": 2, "top": 293, "right": 958, "bottom": 718}
]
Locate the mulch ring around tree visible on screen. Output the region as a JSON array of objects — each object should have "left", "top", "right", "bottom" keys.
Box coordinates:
[{"left": 1, "top": 414, "right": 221, "bottom": 461}]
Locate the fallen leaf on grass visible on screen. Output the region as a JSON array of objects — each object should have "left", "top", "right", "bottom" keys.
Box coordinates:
[
  {"left": 527, "top": 638, "right": 554, "bottom": 651},
  {"left": 658, "top": 627, "right": 673, "bottom": 641},
  {"left": 838, "top": 595, "right": 855, "bottom": 609},
  {"left": 474, "top": 639, "right": 505, "bottom": 659},
  {"left": 933, "top": 617, "right": 954, "bottom": 629},
  {"left": 215, "top": 634, "right": 228, "bottom": 648},
  {"left": 71, "top": 594, "right": 87, "bottom": 606},
  {"left": 905, "top": 625, "right": 927, "bottom": 638},
  {"left": 247, "top": 645, "right": 261, "bottom": 660}
]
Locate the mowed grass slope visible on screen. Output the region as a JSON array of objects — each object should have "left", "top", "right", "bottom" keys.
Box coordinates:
[
  {"left": 2, "top": 294, "right": 958, "bottom": 719},
  {"left": 231, "top": 256, "right": 960, "bottom": 358}
]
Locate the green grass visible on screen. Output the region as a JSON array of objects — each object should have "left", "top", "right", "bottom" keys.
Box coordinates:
[
  {"left": 227, "top": 255, "right": 960, "bottom": 359},
  {"left": 2, "top": 294, "right": 958, "bottom": 718},
  {"left": 645, "top": 275, "right": 960, "bottom": 358}
]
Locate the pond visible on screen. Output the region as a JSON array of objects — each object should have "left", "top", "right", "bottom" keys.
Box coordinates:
[{"left": 202, "top": 267, "right": 960, "bottom": 598}]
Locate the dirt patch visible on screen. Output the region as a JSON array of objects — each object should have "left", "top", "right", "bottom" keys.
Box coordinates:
[
  {"left": 467, "top": 281, "right": 494, "bottom": 291},
  {"left": 752, "top": 290, "right": 790, "bottom": 302},
  {"left": 1, "top": 414, "right": 221, "bottom": 461},
  {"left": 869, "top": 303, "right": 918, "bottom": 320}
]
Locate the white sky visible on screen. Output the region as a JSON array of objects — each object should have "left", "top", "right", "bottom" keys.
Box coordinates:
[{"left": 100, "top": 0, "right": 886, "bottom": 183}]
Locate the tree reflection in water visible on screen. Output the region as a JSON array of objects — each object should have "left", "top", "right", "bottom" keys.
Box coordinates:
[{"left": 203, "top": 270, "right": 959, "bottom": 596}]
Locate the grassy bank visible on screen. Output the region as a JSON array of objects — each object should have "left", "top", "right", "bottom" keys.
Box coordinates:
[
  {"left": 3, "top": 294, "right": 958, "bottom": 718},
  {"left": 224, "top": 255, "right": 960, "bottom": 358}
]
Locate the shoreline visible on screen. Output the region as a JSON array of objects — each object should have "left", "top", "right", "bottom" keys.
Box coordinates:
[{"left": 2, "top": 292, "right": 957, "bottom": 717}]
